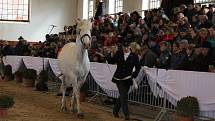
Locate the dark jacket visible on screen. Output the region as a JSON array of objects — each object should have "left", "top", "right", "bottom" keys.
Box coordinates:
[
  {"left": 192, "top": 49, "right": 214, "bottom": 72},
  {"left": 108, "top": 50, "right": 141, "bottom": 84},
  {"left": 140, "top": 49, "right": 158, "bottom": 68},
  {"left": 159, "top": 50, "right": 171, "bottom": 69},
  {"left": 3, "top": 45, "right": 14, "bottom": 56},
  {"left": 170, "top": 50, "right": 188, "bottom": 70}
]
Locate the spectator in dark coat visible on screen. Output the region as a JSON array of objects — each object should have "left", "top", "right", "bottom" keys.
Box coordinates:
[
  {"left": 157, "top": 41, "right": 171, "bottom": 69},
  {"left": 186, "top": 3, "right": 196, "bottom": 23},
  {"left": 3, "top": 42, "right": 14, "bottom": 56},
  {"left": 170, "top": 41, "right": 188, "bottom": 70},
  {"left": 15, "top": 36, "right": 25, "bottom": 55},
  {"left": 207, "top": 4, "right": 214, "bottom": 22},
  {"left": 139, "top": 46, "right": 158, "bottom": 67},
  {"left": 193, "top": 41, "right": 214, "bottom": 72},
  {"left": 187, "top": 45, "right": 199, "bottom": 71}
]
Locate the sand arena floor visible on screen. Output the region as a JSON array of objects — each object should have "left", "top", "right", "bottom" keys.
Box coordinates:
[{"left": 0, "top": 80, "right": 123, "bottom": 121}]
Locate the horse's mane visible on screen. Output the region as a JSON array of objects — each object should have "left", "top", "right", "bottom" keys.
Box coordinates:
[{"left": 77, "top": 19, "right": 92, "bottom": 31}]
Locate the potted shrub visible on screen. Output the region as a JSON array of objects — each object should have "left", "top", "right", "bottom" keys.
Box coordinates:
[
  {"left": 22, "top": 69, "right": 37, "bottom": 87},
  {"left": 176, "top": 96, "right": 199, "bottom": 121},
  {"left": 35, "top": 70, "right": 48, "bottom": 91},
  {"left": 0, "top": 95, "right": 14, "bottom": 118},
  {"left": 14, "top": 70, "right": 23, "bottom": 83},
  {"left": 80, "top": 82, "right": 89, "bottom": 102},
  {"left": 3, "top": 65, "right": 13, "bottom": 81}
]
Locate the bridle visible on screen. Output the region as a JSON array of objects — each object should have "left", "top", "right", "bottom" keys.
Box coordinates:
[{"left": 80, "top": 33, "right": 91, "bottom": 45}]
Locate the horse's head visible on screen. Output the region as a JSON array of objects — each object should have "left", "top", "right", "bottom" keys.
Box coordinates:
[{"left": 77, "top": 19, "right": 92, "bottom": 49}]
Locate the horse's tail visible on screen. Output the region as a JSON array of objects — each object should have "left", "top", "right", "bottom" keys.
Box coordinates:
[{"left": 57, "top": 73, "right": 63, "bottom": 78}]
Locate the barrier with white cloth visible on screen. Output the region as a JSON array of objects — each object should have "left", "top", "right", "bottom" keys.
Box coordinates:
[
  {"left": 22, "top": 56, "right": 49, "bottom": 74},
  {"left": 3, "top": 56, "right": 215, "bottom": 119},
  {"left": 3, "top": 56, "right": 23, "bottom": 73}
]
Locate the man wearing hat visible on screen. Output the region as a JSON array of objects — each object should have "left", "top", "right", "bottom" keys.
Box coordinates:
[
  {"left": 207, "top": 4, "right": 214, "bottom": 22},
  {"left": 108, "top": 42, "right": 141, "bottom": 120},
  {"left": 15, "top": 36, "right": 25, "bottom": 55},
  {"left": 18, "top": 36, "right": 24, "bottom": 41}
]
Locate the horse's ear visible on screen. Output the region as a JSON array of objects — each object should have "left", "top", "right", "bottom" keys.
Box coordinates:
[
  {"left": 87, "top": 20, "right": 92, "bottom": 29},
  {"left": 77, "top": 19, "right": 84, "bottom": 30},
  {"left": 76, "top": 19, "right": 81, "bottom": 26},
  {"left": 87, "top": 19, "right": 92, "bottom": 23}
]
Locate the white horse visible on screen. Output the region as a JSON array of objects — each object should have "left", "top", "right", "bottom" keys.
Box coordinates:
[{"left": 58, "top": 19, "right": 92, "bottom": 118}]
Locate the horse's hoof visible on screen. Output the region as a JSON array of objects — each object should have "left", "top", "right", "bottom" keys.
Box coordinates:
[
  {"left": 61, "top": 106, "right": 67, "bottom": 111},
  {"left": 77, "top": 113, "right": 84, "bottom": 119},
  {"left": 71, "top": 109, "right": 78, "bottom": 113}
]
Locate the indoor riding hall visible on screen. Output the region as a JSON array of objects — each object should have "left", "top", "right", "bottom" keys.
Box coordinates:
[{"left": 0, "top": 0, "right": 215, "bottom": 121}]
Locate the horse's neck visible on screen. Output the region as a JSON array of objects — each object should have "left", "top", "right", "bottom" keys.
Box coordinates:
[
  {"left": 76, "top": 40, "right": 88, "bottom": 61},
  {"left": 76, "top": 36, "right": 82, "bottom": 45}
]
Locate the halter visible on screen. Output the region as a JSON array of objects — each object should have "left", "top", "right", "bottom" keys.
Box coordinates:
[{"left": 80, "top": 34, "right": 91, "bottom": 45}]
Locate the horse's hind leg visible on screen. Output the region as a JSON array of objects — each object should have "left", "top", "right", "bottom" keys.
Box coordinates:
[{"left": 61, "top": 76, "right": 67, "bottom": 111}]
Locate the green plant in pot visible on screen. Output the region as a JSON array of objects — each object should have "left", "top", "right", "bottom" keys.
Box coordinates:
[
  {"left": 14, "top": 70, "right": 23, "bottom": 83},
  {"left": 3, "top": 65, "right": 13, "bottom": 81},
  {"left": 36, "top": 70, "right": 48, "bottom": 91},
  {"left": 80, "top": 82, "right": 89, "bottom": 102},
  {"left": 0, "top": 95, "right": 14, "bottom": 118},
  {"left": 176, "top": 96, "right": 199, "bottom": 121},
  {"left": 22, "top": 69, "right": 37, "bottom": 87}
]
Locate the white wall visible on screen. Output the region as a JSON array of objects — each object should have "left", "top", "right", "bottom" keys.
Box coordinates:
[
  {"left": 0, "top": 0, "right": 77, "bottom": 42},
  {"left": 123, "top": 0, "right": 142, "bottom": 13},
  {"left": 77, "top": 0, "right": 88, "bottom": 19}
]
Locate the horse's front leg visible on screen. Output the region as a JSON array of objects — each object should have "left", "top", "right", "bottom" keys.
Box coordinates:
[
  {"left": 61, "top": 79, "right": 67, "bottom": 111},
  {"left": 73, "top": 85, "right": 84, "bottom": 118},
  {"left": 71, "top": 90, "right": 77, "bottom": 113}
]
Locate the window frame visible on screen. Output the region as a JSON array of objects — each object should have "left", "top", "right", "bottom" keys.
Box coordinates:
[
  {"left": 114, "top": 0, "right": 123, "bottom": 13},
  {"left": 149, "top": 0, "right": 160, "bottom": 9},
  {"left": 0, "top": 0, "right": 30, "bottom": 22},
  {"left": 194, "top": 0, "right": 214, "bottom": 4},
  {"left": 88, "top": 0, "right": 94, "bottom": 19}
]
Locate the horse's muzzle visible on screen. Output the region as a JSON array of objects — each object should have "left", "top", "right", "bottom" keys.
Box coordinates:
[{"left": 84, "top": 43, "right": 91, "bottom": 49}]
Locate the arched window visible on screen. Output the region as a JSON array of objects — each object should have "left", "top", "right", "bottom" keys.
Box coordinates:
[
  {"left": 0, "top": 0, "right": 30, "bottom": 22},
  {"left": 194, "top": 0, "right": 214, "bottom": 4},
  {"left": 149, "top": 0, "right": 160, "bottom": 9},
  {"left": 88, "top": 0, "right": 94, "bottom": 19},
  {"left": 115, "top": 0, "right": 123, "bottom": 13},
  {"left": 142, "top": 0, "right": 160, "bottom": 17}
]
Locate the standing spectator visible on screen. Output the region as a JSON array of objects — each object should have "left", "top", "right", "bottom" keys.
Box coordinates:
[
  {"left": 195, "top": 4, "right": 202, "bottom": 15},
  {"left": 15, "top": 36, "right": 25, "bottom": 55},
  {"left": 207, "top": 4, "right": 214, "bottom": 22},
  {"left": 186, "top": 3, "right": 196, "bottom": 23}
]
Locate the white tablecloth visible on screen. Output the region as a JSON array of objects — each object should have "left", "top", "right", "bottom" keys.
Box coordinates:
[
  {"left": 4, "top": 56, "right": 215, "bottom": 113},
  {"left": 22, "top": 56, "right": 49, "bottom": 74},
  {"left": 3, "top": 56, "right": 23, "bottom": 73},
  {"left": 144, "top": 68, "right": 215, "bottom": 111}
]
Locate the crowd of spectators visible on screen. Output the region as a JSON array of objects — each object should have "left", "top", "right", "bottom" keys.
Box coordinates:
[{"left": 0, "top": 3, "right": 215, "bottom": 72}]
